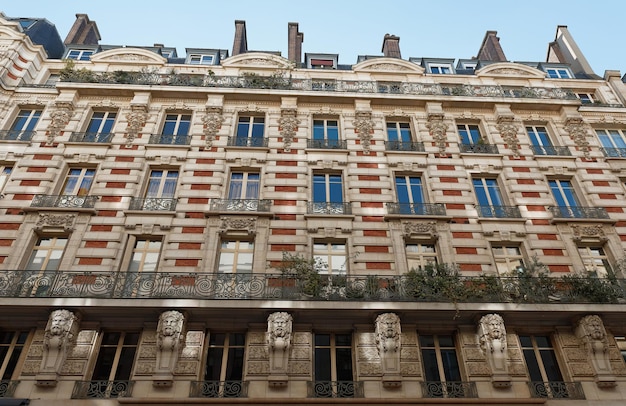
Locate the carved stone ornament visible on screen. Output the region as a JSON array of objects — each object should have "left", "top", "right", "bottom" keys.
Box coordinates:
[
  {"left": 108, "top": 53, "right": 152, "bottom": 61},
  {"left": 402, "top": 221, "right": 437, "bottom": 239},
  {"left": 496, "top": 116, "right": 520, "bottom": 157},
  {"left": 353, "top": 110, "right": 375, "bottom": 154},
  {"left": 575, "top": 315, "right": 616, "bottom": 386},
  {"left": 154, "top": 310, "right": 185, "bottom": 386},
  {"left": 478, "top": 314, "right": 511, "bottom": 386},
  {"left": 38, "top": 309, "right": 80, "bottom": 385},
  {"left": 425, "top": 113, "right": 448, "bottom": 154},
  {"left": 564, "top": 117, "right": 591, "bottom": 159},
  {"left": 125, "top": 105, "right": 148, "bottom": 145},
  {"left": 278, "top": 108, "right": 300, "bottom": 152},
  {"left": 267, "top": 312, "right": 293, "bottom": 384},
  {"left": 201, "top": 106, "right": 224, "bottom": 148},
  {"left": 375, "top": 313, "right": 402, "bottom": 385},
  {"left": 36, "top": 213, "right": 76, "bottom": 231},
  {"left": 220, "top": 217, "right": 257, "bottom": 234},
  {"left": 46, "top": 101, "right": 73, "bottom": 144},
  {"left": 571, "top": 224, "right": 606, "bottom": 242}
]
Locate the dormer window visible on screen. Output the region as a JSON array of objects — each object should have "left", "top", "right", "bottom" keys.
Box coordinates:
[
  {"left": 545, "top": 67, "right": 572, "bottom": 79},
  {"left": 305, "top": 53, "right": 338, "bottom": 70},
  {"left": 577, "top": 93, "right": 595, "bottom": 104},
  {"left": 429, "top": 63, "right": 453, "bottom": 74},
  {"left": 188, "top": 54, "right": 214, "bottom": 65},
  {"left": 66, "top": 49, "right": 94, "bottom": 61},
  {"left": 311, "top": 59, "right": 334, "bottom": 69}
]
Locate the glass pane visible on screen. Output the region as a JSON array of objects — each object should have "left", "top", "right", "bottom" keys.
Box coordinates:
[
  {"left": 205, "top": 347, "right": 224, "bottom": 380},
  {"left": 313, "top": 175, "right": 327, "bottom": 202},
  {"left": 540, "top": 349, "right": 564, "bottom": 382},
  {"left": 251, "top": 119, "right": 264, "bottom": 138},
  {"left": 114, "top": 346, "right": 136, "bottom": 380},
  {"left": 419, "top": 335, "right": 435, "bottom": 347},
  {"left": 335, "top": 334, "right": 352, "bottom": 346},
  {"left": 236, "top": 120, "right": 250, "bottom": 138},
  {"left": 225, "top": 347, "right": 245, "bottom": 380},
  {"left": 386, "top": 123, "right": 399, "bottom": 142},
  {"left": 396, "top": 177, "right": 410, "bottom": 203},
  {"left": 523, "top": 348, "right": 544, "bottom": 381},
  {"left": 315, "top": 348, "right": 331, "bottom": 380},
  {"left": 441, "top": 349, "right": 461, "bottom": 381},
  {"left": 218, "top": 252, "right": 235, "bottom": 273},
  {"left": 328, "top": 175, "right": 343, "bottom": 202},
  {"left": 313, "top": 120, "right": 325, "bottom": 140},
  {"left": 335, "top": 348, "right": 353, "bottom": 380},
  {"left": 421, "top": 349, "right": 440, "bottom": 381},
  {"left": 92, "top": 346, "right": 117, "bottom": 380},
  {"left": 315, "top": 334, "right": 330, "bottom": 347},
  {"left": 209, "top": 333, "right": 226, "bottom": 346}
]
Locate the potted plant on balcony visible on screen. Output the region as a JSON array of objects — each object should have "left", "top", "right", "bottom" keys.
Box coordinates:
[{"left": 275, "top": 252, "right": 325, "bottom": 298}]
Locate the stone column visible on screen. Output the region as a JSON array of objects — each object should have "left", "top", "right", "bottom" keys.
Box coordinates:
[
  {"left": 478, "top": 313, "right": 511, "bottom": 387},
  {"left": 154, "top": 310, "right": 185, "bottom": 387},
  {"left": 575, "top": 314, "right": 616, "bottom": 387},
  {"left": 37, "top": 309, "right": 80, "bottom": 386},
  {"left": 267, "top": 312, "right": 293, "bottom": 387},
  {"left": 375, "top": 312, "right": 402, "bottom": 387}
]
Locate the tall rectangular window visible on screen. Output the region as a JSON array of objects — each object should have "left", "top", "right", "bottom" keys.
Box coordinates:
[
  {"left": 0, "top": 331, "right": 30, "bottom": 381},
  {"left": 146, "top": 170, "right": 178, "bottom": 199},
  {"left": 311, "top": 119, "right": 340, "bottom": 148},
  {"left": 162, "top": 114, "right": 191, "bottom": 136},
  {"left": 218, "top": 240, "right": 254, "bottom": 274},
  {"left": 549, "top": 179, "right": 582, "bottom": 218},
  {"left": 492, "top": 246, "right": 524, "bottom": 275},
  {"left": 473, "top": 178, "right": 508, "bottom": 217},
  {"left": 312, "top": 173, "right": 344, "bottom": 214},
  {"left": 526, "top": 126, "right": 563, "bottom": 155},
  {"left": 577, "top": 246, "right": 612, "bottom": 277},
  {"left": 420, "top": 334, "right": 463, "bottom": 398},
  {"left": 87, "top": 112, "right": 117, "bottom": 134},
  {"left": 25, "top": 237, "right": 68, "bottom": 271},
  {"left": 314, "top": 333, "right": 354, "bottom": 397},
  {"left": 0, "top": 165, "right": 12, "bottom": 195},
  {"left": 457, "top": 124, "right": 481, "bottom": 145},
  {"left": 235, "top": 116, "right": 265, "bottom": 147},
  {"left": 203, "top": 333, "right": 246, "bottom": 397},
  {"left": 8, "top": 109, "right": 41, "bottom": 140},
  {"left": 596, "top": 129, "right": 626, "bottom": 157},
  {"left": 395, "top": 175, "right": 424, "bottom": 214},
  {"left": 313, "top": 242, "right": 347, "bottom": 275},
  {"left": 386, "top": 122, "right": 412, "bottom": 142},
  {"left": 406, "top": 243, "right": 437, "bottom": 270},
  {"left": 228, "top": 172, "right": 260, "bottom": 200},
  {"left": 520, "top": 335, "right": 567, "bottom": 398},
  {"left": 86, "top": 332, "right": 139, "bottom": 398},
  {"left": 127, "top": 238, "right": 162, "bottom": 274},
  {"left": 62, "top": 168, "right": 95, "bottom": 196}
]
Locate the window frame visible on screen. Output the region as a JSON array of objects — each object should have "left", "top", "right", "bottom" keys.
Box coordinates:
[
  {"left": 545, "top": 67, "right": 572, "bottom": 79},
  {"left": 0, "top": 330, "right": 32, "bottom": 380},
  {"left": 419, "top": 333, "right": 463, "bottom": 393},
  {"left": 386, "top": 120, "right": 413, "bottom": 143},
  {"left": 548, "top": 179, "right": 581, "bottom": 208},
  {"left": 313, "top": 241, "right": 348, "bottom": 275},
  {"left": 236, "top": 116, "right": 265, "bottom": 140},
  {"left": 0, "top": 165, "right": 13, "bottom": 195},
  {"left": 217, "top": 239, "right": 255, "bottom": 274},
  {"left": 313, "top": 332, "right": 354, "bottom": 386},
  {"left": 312, "top": 118, "right": 340, "bottom": 144},
  {"left": 90, "top": 331, "right": 140, "bottom": 384},
  {"left": 457, "top": 123, "right": 482, "bottom": 145},
  {"left": 61, "top": 167, "right": 96, "bottom": 196},
  {"left": 203, "top": 332, "right": 246, "bottom": 383},
  {"left": 577, "top": 245, "right": 612, "bottom": 277},
  {"left": 491, "top": 245, "right": 525, "bottom": 275},
  {"left": 429, "top": 63, "right": 453, "bottom": 74},
  {"left": 161, "top": 113, "right": 191, "bottom": 136},
  {"left": 145, "top": 169, "right": 179, "bottom": 199},
  {"left": 66, "top": 49, "right": 94, "bottom": 61},
  {"left": 188, "top": 54, "right": 215, "bottom": 65},
  {"left": 10, "top": 109, "right": 42, "bottom": 132},
  {"left": 24, "top": 235, "right": 69, "bottom": 272},
  {"left": 406, "top": 242, "right": 438, "bottom": 270},
  {"left": 596, "top": 129, "right": 626, "bottom": 150},
  {"left": 227, "top": 171, "right": 260, "bottom": 200},
  {"left": 86, "top": 111, "right": 117, "bottom": 135},
  {"left": 519, "top": 334, "right": 565, "bottom": 386}
]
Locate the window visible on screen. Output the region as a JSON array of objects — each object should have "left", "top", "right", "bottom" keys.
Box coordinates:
[
  {"left": 84, "top": 332, "right": 139, "bottom": 398},
  {"left": 137, "top": 169, "right": 178, "bottom": 210},
  {"left": 218, "top": 240, "right": 254, "bottom": 274},
  {"left": 0, "top": 331, "right": 30, "bottom": 381},
  {"left": 520, "top": 335, "right": 568, "bottom": 398},
  {"left": 66, "top": 49, "right": 94, "bottom": 61},
  {"left": 234, "top": 116, "right": 265, "bottom": 147},
  {"left": 386, "top": 121, "right": 419, "bottom": 151},
  {"left": 577, "top": 246, "right": 612, "bottom": 277},
  {"left": 313, "top": 333, "right": 355, "bottom": 397},
  {"left": 406, "top": 243, "right": 437, "bottom": 270},
  {"left": 62, "top": 168, "right": 95, "bottom": 196},
  {"left": 473, "top": 178, "right": 507, "bottom": 217},
  {"left": 160, "top": 113, "right": 191, "bottom": 144},
  {"left": 0, "top": 165, "right": 12, "bottom": 195},
  {"left": 545, "top": 68, "right": 571, "bottom": 79},
  {"left": 228, "top": 172, "right": 260, "bottom": 200},
  {"left": 7, "top": 109, "right": 41, "bottom": 140},
  {"left": 457, "top": 124, "right": 481, "bottom": 145},
  {"left": 429, "top": 64, "right": 452, "bottom": 74},
  {"left": 202, "top": 333, "right": 246, "bottom": 397},
  {"left": 596, "top": 129, "right": 626, "bottom": 157},
  {"left": 25, "top": 236, "right": 68, "bottom": 271},
  {"left": 615, "top": 336, "right": 626, "bottom": 363},
  {"left": 549, "top": 179, "right": 581, "bottom": 217},
  {"left": 311, "top": 59, "right": 335, "bottom": 69},
  {"left": 189, "top": 54, "right": 214, "bottom": 65},
  {"left": 313, "top": 242, "right": 347, "bottom": 275},
  {"left": 420, "top": 334, "right": 466, "bottom": 398},
  {"left": 311, "top": 173, "right": 345, "bottom": 214},
  {"left": 492, "top": 246, "right": 524, "bottom": 275},
  {"left": 311, "top": 119, "right": 341, "bottom": 148},
  {"left": 577, "top": 93, "right": 594, "bottom": 104},
  {"left": 395, "top": 175, "right": 425, "bottom": 214},
  {"left": 526, "top": 126, "right": 567, "bottom": 155},
  {"left": 127, "top": 238, "right": 162, "bottom": 274},
  {"left": 82, "top": 111, "right": 116, "bottom": 142}
]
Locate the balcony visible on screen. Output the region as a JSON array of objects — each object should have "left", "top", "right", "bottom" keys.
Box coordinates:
[
  {"left": 420, "top": 381, "right": 478, "bottom": 398},
  {"left": 209, "top": 198, "right": 271, "bottom": 212},
  {"left": 476, "top": 205, "right": 522, "bottom": 218},
  {"left": 31, "top": 194, "right": 98, "bottom": 209},
  {"left": 128, "top": 197, "right": 177, "bottom": 211},
  {"left": 384, "top": 140, "right": 425, "bottom": 152},
  {"left": 386, "top": 202, "right": 446, "bottom": 216},
  {"left": 0, "top": 130, "right": 35, "bottom": 142},
  {"left": 528, "top": 381, "right": 585, "bottom": 399},
  {"left": 549, "top": 206, "right": 609, "bottom": 220},
  {"left": 69, "top": 131, "right": 113, "bottom": 143},
  {"left": 600, "top": 147, "right": 626, "bottom": 158},
  {"left": 306, "top": 139, "right": 347, "bottom": 149},
  {"left": 227, "top": 136, "right": 268, "bottom": 148},
  {"left": 530, "top": 145, "right": 572, "bottom": 156},
  {"left": 72, "top": 380, "right": 134, "bottom": 399},
  {"left": 307, "top": 201, "right": 352, "bottom": 215},
  {"left": 460, "top": 143, "right": 499, "bottom": 154},
  {"left": 190, "top": 381, "right": 248, "bottom": 398},
  {"left": 0, "top": 380, "right": 19, "bottom": 397},
  {"left": 308, "top": 381, "right": 364, "bottom": 398},
  {"left": 148, "top": 134, "right": 191, "bottom": 146},
  {"left": 3, "top": 270, "right": 625, "bottom": 303}
]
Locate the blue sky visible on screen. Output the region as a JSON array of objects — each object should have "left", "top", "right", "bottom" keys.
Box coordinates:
[{"left": 2, "top": 0, "right": 624, "bottom": 75}]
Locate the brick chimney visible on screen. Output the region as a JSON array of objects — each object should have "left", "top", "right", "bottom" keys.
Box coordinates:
[
  {"left": 381, "top": 34, "right": 401, "bottom": 59},
  {"left": 232, "top": 20, "right": 248, "bottom": 56},
  {"left": 288, "top": 22, "right": 304, "bottom": 66},
  {"left": 476, "top": 31, "right": 507, "bottom": 62},
  {"left": 64, "top": 14, "right": 100, "bottom": 45}
]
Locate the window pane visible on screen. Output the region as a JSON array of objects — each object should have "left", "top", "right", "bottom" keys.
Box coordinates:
[
  {"left": 315, "top": 347, "right": 331, "bottom": 380},
  {"left": 335, "top": 348, "right": 353, "bottom": 380}
]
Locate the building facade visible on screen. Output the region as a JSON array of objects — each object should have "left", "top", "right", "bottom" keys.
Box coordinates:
[{"left": 0, "top": 12, "right": 626, "bottom": 406}]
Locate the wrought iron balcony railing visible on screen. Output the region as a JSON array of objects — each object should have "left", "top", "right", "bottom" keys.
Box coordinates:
[
  {"left": 421, "top": 381, "right": 478, "bottom": 398},
  {"left": 307, "top": 139, "right": 347, "bottom": 149},
  {"left": 530, "top": 145, "right": 572, "bottom": 156},
  {"left": 600, "top": 147, "right": 626, "bottom": 158},
  {"left": 128, "top": 197, "right": 177, "bottom": 211},
  {"left": 460, "top": 143, "right": 499, "bottom": 154},
  {"left": 0, "top": 380, "right": 19, "bottom": 397},
  {"left": 69, "top": 131, "right": 113, "bottom": 143},
  {"left": 209, "top": 198, "right": 271, "bottom": 212},
  {"left": 0, "top": 130, "right": 35, "bottom": 142},
  {"left": 31, "top": 194, "right": 98, "bottom": 209},
  {"left": 548, "top": 206, "right": 609, "bottom": 219},
  {"left": 307, "top": 201, "right": 352, "bottom": 215},
  {"left": 190, "top": 381, "right": 248, "bottom": 398},
  {"left": 528, "top": 381, "right": 585, "bottom": 399},
  {"left": 308, "top": 381, "right": 364, "bottom": 398},
  {"left": 59, "top": 69, "right": 580, "bottom": 101},
  {"left": 384, "top": 140, "right": 425, "bottom": 152},
  {"left": 3, "top": 270, "right": 626, "bottom": 304},
  {"left": 72, "top": 380, "right": 134, "bottom": 399},
  {"left": 227, "top": 136, "right": 268, "bottom": 148},
  {"left": 148, "top": 134, "right": 191, "bottom": 145},
  {"left": 476, "top": 205, "right": 522, "bottom": 218},
  {"left": 387, "top": 202, "right": 446, "bottom": 216}
]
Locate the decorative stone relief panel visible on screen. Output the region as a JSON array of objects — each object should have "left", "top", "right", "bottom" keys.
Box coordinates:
[
  {"left": 496, "top": 116, "right": 520, "bottom": 157},
  {"left": 426, "top": 113, "right": 448, "bottom": 154},
  {"left": 134, "top": 330, "right": 157, "bottom": 376},
  {"left": 125, "top": 105, "right": 148, "bottom": 145},
  {"left": 287, "top": 332, "right": 311, "bottom": 376},
  {"left": 219, "top": 217, "right": 257, "bottom": 235},
  {"left": 35, "top": 213, "right": 76, "bottom": 231},
  {"left": 46, "top": 101, "right": 74, "bottom": 144},
  {"left": 174, "top": 330, "right": 203, "bottom": 376},
  {"left": 564, "top": 117, "right": 591, "bottom": 159},
  {"left": 353, "top": 110, "right": 375, "bottom": 154},
  {"left": 400, "top": 331, "right": 421, "bottom": 377},
  {"left": 202, "top": 106, "right": 224, "bottom": 148},
  {"left": 278, "top": 108, "right": 300, "bottom": 152}
]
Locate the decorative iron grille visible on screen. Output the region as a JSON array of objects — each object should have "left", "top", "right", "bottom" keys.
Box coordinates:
[
  {"left": 209, "top": 198, "right": 271, "bottom": 212},
  {"left": 420, "top": 381, "right": 478, "bottom": 398},
  {"left": 71, "top": 380, "right": 134, "bottom": 399},
  {"left": 0, "top": 130, "right": 35, "bottom": 141},
  {"left": 128, "top": 197, "right": 177, "bottom": 211},
  {"left": 69, "top": 132, "right": 113, "bottom": 143},
  {"left": 384, "top": 140, "right": 425, "bottom": 152},
  {"left": 0, "top": 380, "right": 19, "bottom": 397},
  {"left": 307, "top": 201, "right": 352, "bottom": 215},
  {"left": 227, "top": 136, "right": 268, "bottom": 148},
  {"left": 530, "top": 145, "right": 572, "bottom": 156},
  {"left": 307, "top": 381, "right": 363, "bottom": 398},
  {"left": 548, "top": 206, "right": 609, "bottom": 219},
  {"left": 31, "top": 195, "right": 98, "bottom": 209},
  {"left": 386, "top": 202, "right": 446, "bottom": 216},
  {"left": 528, "top": 381, "right": 585, "bottom": 399},
  {"left": 459, "top": 143, "right": 499, "bottom": 154},
  {"left": 307, "top": 139, "right": 347, "bottom": 149},
  {"left": 148, "top": 134, "right": 191, "bottom": 145},
  {"left": 475, "top": 205, "right": 522, "bottom": 218},
  {"left": 189, "top": 381, "right": 248, "bottom": 398}
]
